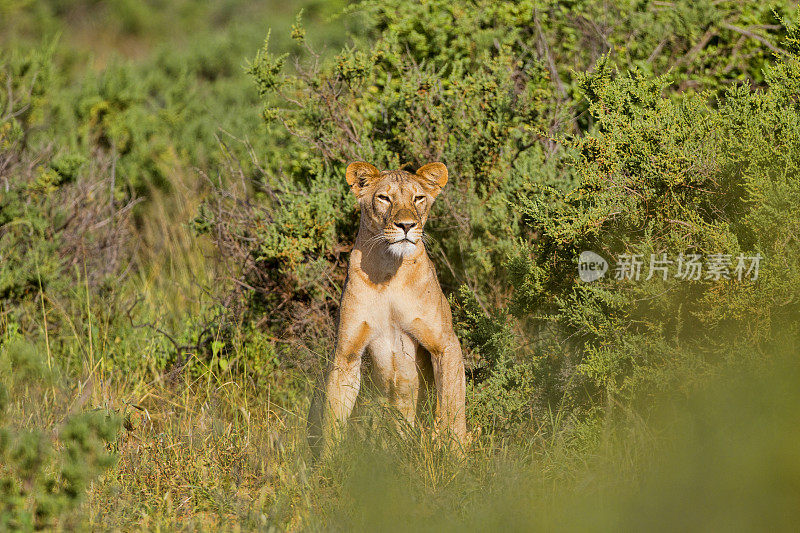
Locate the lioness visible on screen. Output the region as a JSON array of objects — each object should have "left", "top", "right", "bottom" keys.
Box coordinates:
[{"left": 308, "top": 161, "right": 467, "bottom": 458}]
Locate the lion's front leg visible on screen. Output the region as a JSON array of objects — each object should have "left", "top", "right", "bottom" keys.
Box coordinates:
[
  {"left": 431, "top": 339, "right": 467, "bottom": 444},
  {"left": 409, "top": 318, "right": 467, "bottom": 447},
  {"left": 308, "top": 320, "right": 370, "bottom": 460}
]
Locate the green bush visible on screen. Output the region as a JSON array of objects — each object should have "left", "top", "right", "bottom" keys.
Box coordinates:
[
  {"left": 0, "top": 337, "right": 120, "bottom": 530},
  {"left": 201, "top": 1, "right": 800, "bottom": 437},
  {"left": 512, "top": 32, "right": 800, "bottom": 403}
]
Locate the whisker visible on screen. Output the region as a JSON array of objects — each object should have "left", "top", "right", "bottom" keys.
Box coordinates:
[
  {"left": 365, "top": 233, "right": 387, "bottom": 255},
  {"left": 422, "top": 232, "right": 438, "bottom": 249}
]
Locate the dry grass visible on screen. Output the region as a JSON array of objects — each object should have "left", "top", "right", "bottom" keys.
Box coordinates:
[{"left": 83, "top": 372, "right": 309, "bottom": 530}]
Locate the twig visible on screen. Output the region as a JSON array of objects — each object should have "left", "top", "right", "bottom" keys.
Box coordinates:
[
  {"left": 533, "top": 8, "right": 567, "bottom": 99},
  {"left": 721, "top": 22, "right": 787, "bottom": 56},
  {"left": 677, "top": 28, "right": 717, "bottom": 67},
  {"left": 124, "top": 297, "right": 195, "bottom": 355}
]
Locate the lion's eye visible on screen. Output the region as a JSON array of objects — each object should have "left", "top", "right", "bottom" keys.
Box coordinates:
[
  {"left": 414, "top": 195, "right": 425, "bottom": 203},
  {"left": 377, "top": 194, "right": 390, "bottom": 203}
]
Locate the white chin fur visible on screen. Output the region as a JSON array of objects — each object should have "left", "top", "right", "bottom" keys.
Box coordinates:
[{"left": 387, "top": 240, "right": 417, "bottom": 257}]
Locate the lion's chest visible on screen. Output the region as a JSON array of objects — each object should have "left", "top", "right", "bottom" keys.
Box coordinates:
[
  {"left": 344, "top": 256, "right": 444, "bottom": 355},
  {"left": 362, "top": 284, "right": 424, "bottom": 334},
  {"left": 362, "top": 291, "right": 422, "bottom": 381}
]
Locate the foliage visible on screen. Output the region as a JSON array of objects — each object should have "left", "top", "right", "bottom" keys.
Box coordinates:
[
  {"left": 206, "top": 0, "right": 800, "bottom": 435},
  {"left": 512, "top": 40, "right": 800, "bottom": 404},
  {"left": 1, "top": 0, "right": 799, "bottom": 529},
  {"left": 0, "top": 337, "right": 120, "bottom": 530}
]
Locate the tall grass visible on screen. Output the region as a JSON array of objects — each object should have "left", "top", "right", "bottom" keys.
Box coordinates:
[{"left": 65, "top": 329, "right": 796, "bottom": 530}]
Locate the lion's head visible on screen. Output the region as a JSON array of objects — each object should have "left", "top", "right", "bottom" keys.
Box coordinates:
[{"left": 345, "top": 161, "right": 448, "bottom": 258}]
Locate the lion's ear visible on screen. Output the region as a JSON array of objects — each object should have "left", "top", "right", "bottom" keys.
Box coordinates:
[
  {"left": 415, "top": 162, "right": 448, "bottom": 194},
  {"left": 346, "top": 161, "right": 381, "bottom": 196}
]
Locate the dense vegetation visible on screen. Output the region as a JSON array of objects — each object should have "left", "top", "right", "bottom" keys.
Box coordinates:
[{"left": 1, "top": 0, "right": 799, "bottom": 529}]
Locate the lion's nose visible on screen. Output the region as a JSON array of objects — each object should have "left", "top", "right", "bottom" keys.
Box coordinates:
[{"left": 394, "top": 221, "right": 417, "bottom": 234}]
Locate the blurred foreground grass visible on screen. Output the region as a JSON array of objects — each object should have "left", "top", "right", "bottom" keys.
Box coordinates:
[{"left": 5, "top": 320, "right": 797, "bottom": 530}]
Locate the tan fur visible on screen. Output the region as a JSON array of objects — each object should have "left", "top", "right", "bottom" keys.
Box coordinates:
[{"left": 307, "top": 161, "right": 467, "bottom": 458}]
